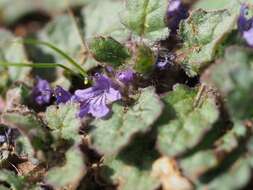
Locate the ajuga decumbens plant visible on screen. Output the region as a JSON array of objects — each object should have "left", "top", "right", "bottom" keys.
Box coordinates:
[{"left": 0, "top": 0, "right": 253, "bottom": 190}]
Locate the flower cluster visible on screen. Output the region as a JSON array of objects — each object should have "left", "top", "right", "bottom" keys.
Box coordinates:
[
  {"left": 238, "top": 4, "right": 253, "bottom": 47},
  {"left": 33, "top": 71, "right": 134, "bottom": 118},
  {"left": 73, "top": 73, "right": 122, "bottom": 118}
]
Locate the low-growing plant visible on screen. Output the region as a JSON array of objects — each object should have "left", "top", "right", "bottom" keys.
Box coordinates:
[{"left": 0, "top": 0, "right": 253, "bottom": 190}]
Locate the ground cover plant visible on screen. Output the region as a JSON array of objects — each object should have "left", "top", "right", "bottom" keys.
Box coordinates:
[{"left": 0, "top": 0, "right": 253, "bottom": 189}]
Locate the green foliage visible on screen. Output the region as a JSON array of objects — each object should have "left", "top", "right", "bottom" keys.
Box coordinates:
[
  {"left": 156, "top": 84, "right": 219, "bottom": 156},
  {"left": 1, "top": 106, "right": 52, "bottom": 153},
  {"left": 0, "top": 170, "right": 25, "bottom": 190},
  {"left": 90, "top": 87, "right": 163, "bottom": 155},
  {"left": 100, "top": 137, "right": 160, "bottom": 190},
  {"left": 121, "top": 0, "right": 169, "bottom": 41},
  {"left": 89, "top": 37, "right": 130, "bottom": 67},
  {"left": 1, "top": 0, "right": 253, "bottom": 190},
  {"left": 45, "top": 102, "right": 81, "bottom": 141},
  {"left": 45, "top": 147, "right": 86, "bottom": 189},
  {"left": 133, "top": 44, "right": 155, "bottom": 74},
  {"left": 211, "top": 46, "right": 253, "bottom": 121},
  {"left": 178, "top": 8, "right": 238, "bottom": 76},
  {"left": 0, "top": 29, "right": 30, "bottom": 85}
]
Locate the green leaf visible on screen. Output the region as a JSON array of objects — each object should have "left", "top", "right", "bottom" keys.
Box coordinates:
[
  {"left": 178, "top": 8, "right": 238, "bottom": 76},
  {"left": 156, "top": 84, "right": 219, "bottom": 156},
  {"left": 89, "top": 87, "right": 163, "bottom": 155},
  {"left": 0, "top": 29, "right": 30, "bottom": 82},
  {"left": 37, "top": 14, "right": 92, "bottom": 72},
  {"left": 210, "top": 46, "right": 253, "bottom": 121},
  {"left": 133, "top": 43, "right": 155, "bottom": 74},
  {"left": 83, "top": 0, "right": 127, "bottom": 42},
  {"left": 45, "top": 147, "right": 86, "bottom": 189},
  {"left": 45, "top": 102, "right": 81, "bottom": 141},
  {"left": 0, "top": 170, "right": 25, "bottom": 190},
  {"left": 179, "top": 122, "right": 249, "bottom": 187},
  {"left": 121, "top": 0, "right": 169, "bottom": 41},
  {"left": 100, "top": 137, "right": 160, "bottom": 190},
  {"left": 193, "top": 0, "right": 236, "bottom": 10},
  {"left": 89, "top": 36, "right": 130, "bottom": 67},
  {"left": 1, "top": 105, "right": 52, "bottom": 153}
]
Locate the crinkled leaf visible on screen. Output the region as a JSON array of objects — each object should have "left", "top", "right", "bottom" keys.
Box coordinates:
[
  {"left": 198, "top": 142, "right": 253, "bottom": 190},
  {"left": 45, "top": 102, "right": 81, "bottom": 141},
  {"left": 45, "top": 147, "right": 86, "bottom": 189},
  {"left": 121, "top": 0, "right": 169, "bottom": 41},
  {"left": 211, "top": 46, "right": 253, "bottom": 121},
  {"left": 100, "top": 137, "right": 160, "bottom": 190},
  {"left": 193, "top": 0, "right": 237, "bottom": 10},
  {"left": 178, "top": 8, "right": 238, "bottom": 76},
  {"left": 90, "top": 87, "right": 163, "bottom": 155},
  {"left": 1, "top": 106, "right": 52, "bottom": 153},
  {"left": 156, "top": 84, "right": 219, "bottom": 156},
  {"left": 89, "top": 36, "right": 130, "bottom": 67},
  {"left": 180, "top": 122, "right": 248, "bottom": 185},
  {"left": 133, "top": 43, "right": 155, "bottom": 74}
]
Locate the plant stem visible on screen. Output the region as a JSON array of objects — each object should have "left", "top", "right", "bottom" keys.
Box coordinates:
[{"left": 20, "top": 39, "right": 88, "bottom": 77}]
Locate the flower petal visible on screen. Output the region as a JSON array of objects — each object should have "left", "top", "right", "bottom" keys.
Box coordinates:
[
  {"left": 243, "top": 27, "right": 253, "bottom": 47},
  {"left": 106, "top": 87, "right": 122, "bottom": 103}
]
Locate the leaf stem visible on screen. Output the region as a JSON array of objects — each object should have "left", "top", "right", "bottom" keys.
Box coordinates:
[
  {"left": 20, "top": 39, "right": 88, "bottom": 77},
  {"left": 0, "top": 61, "right": 77, "bottom": 75}
]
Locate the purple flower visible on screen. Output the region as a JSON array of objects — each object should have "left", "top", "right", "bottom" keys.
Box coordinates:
[
  {"left": 238, "top": 4, "right": 253, "bottom": 33},
  {"left": 32, "top": 77, "right": 52, "bottom": 106},
  {"left": 167, "top": 0, "right": 189, "bottom": 33},
  {"left": 116, "top": 69, "right": 135, "bottom": 85},
  {"left": 74, "top": 73, "right": 121, "bottom": 118},
  {"left": 238, "top": 4, "right": 253, "bottom": 47},
  {"left": 54, "top": 86, "right": 72, "bottom": 104}
]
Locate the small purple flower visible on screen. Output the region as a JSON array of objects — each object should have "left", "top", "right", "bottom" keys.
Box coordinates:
[
  {"left": 238, "top": 4, "right": 253, "bottom": 33},
  {"left": 167, "top": 0, "right": 189, "bottom": 33},
  {"left": 74, "top": 73, "right": 121, "bottom": 118},
  {"left": 238, "top": 4, "right": 253, "bottom": 47},
  {"left": 116, "top": 69, "right": 135, "bottom": 85},
  {"left": 54, "top": 86, "right": 72, "bottom": 104},
  {"left": 32, "top": 77, "right": 52, "bottom": 106}
]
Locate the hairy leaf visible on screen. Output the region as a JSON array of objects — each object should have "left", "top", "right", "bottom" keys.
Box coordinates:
[
  {"left": 211, "top": 46, "right": 253, "bottom": 121},
  {"left": 156, "top": 84, "right": 219, "bottom": 156},
  {"left": 45, "top": 102, "right": 81, "bottom": 141},
  {"left": 133, "top": 43, "right": 155, "bottom": 74},
  {"left": 121, "top": 0, "right": 169, "bottom": 41},
  {"left": 178, "top": 8, "right": 238, "bottom": 76},
  {"left": 90, "top": 87, "right": 163, "bottom": 155},
  {"left": 100, "top": 137, "right": 160, "bottom": 190},
  {"left": 1, "top": 106, "right": 52, "bottom": 153},
  {"left": 89, "top": 36, "right": 130, "bottom": 67},
  {"left": 45, "top": 147, "right": 86, "bottom": 189}
]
